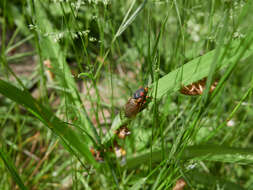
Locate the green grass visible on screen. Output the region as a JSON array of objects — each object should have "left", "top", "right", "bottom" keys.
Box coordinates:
[{"left": 1, "top": 0, "right": 253, "bottom": 189}]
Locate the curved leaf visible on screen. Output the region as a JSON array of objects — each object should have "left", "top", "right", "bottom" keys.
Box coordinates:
[{"left": 0, "top": 79, "right": 98, "bottom": 167}]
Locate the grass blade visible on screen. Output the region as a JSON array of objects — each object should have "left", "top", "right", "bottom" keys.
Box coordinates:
[
  {"left": 125, "top": 145, "right": 253, "bottom": 169},
  {"left": 105, "top": 35, "right": 253, "bottom": 144},
  {"left": 0, "top": 148, "right": 28, "bottom": 190},
  {"left": 0, "top": 79, "right": 98, "bottom": 167},
  {"left": 150, "top": 39, "right": 253, "bottom": 99}
]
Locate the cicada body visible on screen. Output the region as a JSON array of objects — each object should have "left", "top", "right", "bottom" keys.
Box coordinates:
[
  {"left": 124, "top": 98, "right": 141, "bottom": 118},
  {"left": 124, "top": 87, "right": 149, "bottom": 118}
]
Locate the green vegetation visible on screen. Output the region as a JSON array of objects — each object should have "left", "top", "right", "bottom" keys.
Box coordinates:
[{"left": 1, "top": 0, "right": 253, "bottom": 189}]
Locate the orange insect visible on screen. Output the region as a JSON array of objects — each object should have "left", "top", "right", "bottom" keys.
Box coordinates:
[
  {"left": 172, "top": 178, "right": 187, "bottom": 190},
  {"left": 124, "top": 87, "right": 149, "bottom": 118},
  {"left": 115, "top": 125, "right": 131, "bottom": 139},
  {"left": 90, "top": 147, "right": 104, "bottom": 162}
]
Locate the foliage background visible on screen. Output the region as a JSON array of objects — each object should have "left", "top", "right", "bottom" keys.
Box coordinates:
[{"left": 0, "top": 0, "right": 253, "bottom": 189}]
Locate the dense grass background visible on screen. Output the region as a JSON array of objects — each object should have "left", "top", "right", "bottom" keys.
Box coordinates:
[{"left": 1, "top": 0, "right": 253, "bottom": 189}]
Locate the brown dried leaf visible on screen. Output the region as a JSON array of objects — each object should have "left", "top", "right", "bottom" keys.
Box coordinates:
[{"left": 180, "top": 77, "right": 218, "bottom": 95}]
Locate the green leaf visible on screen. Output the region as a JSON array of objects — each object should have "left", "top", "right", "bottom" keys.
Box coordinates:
[
  {"left": 187, "top": 170, "right": 245, "bottom": 190},
  {"left": 105, "top": 35, "right": 253, "bottom": 145},
  {"left": 183, "top": 145, "right": 253, "bottom": 164},
  {"left": 0, "top": 148, "right": 28, "bottom": 190},
  {"left": 129, "top": 177, "right": 147, "bottom": 190},
  {"left": 78, "top": 72, "right": 93, "bottom": 79},
  {"left": 125, "top": 145, "right": 253, "bottom": 169},
  {"left": 31, "top": 0, "right": 99, "bottom": 143},
  {"left": 150, "top": 39, "right": 253, "bottom": 99},
  {"left": 0, "top": 79, "right": 98, "bottom": 167}
]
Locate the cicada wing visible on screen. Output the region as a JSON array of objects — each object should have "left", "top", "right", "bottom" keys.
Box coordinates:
[{"left": 124, "top": 98, "right": 141, "bottom": 118}]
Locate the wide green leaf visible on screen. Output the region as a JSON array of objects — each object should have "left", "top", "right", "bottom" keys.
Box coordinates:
[
  {"left": 103, "top": 36, "right": 253, "bottom": 145},
  {"left": 125, "top": 145, "right": 253, "bottom": 169}
]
